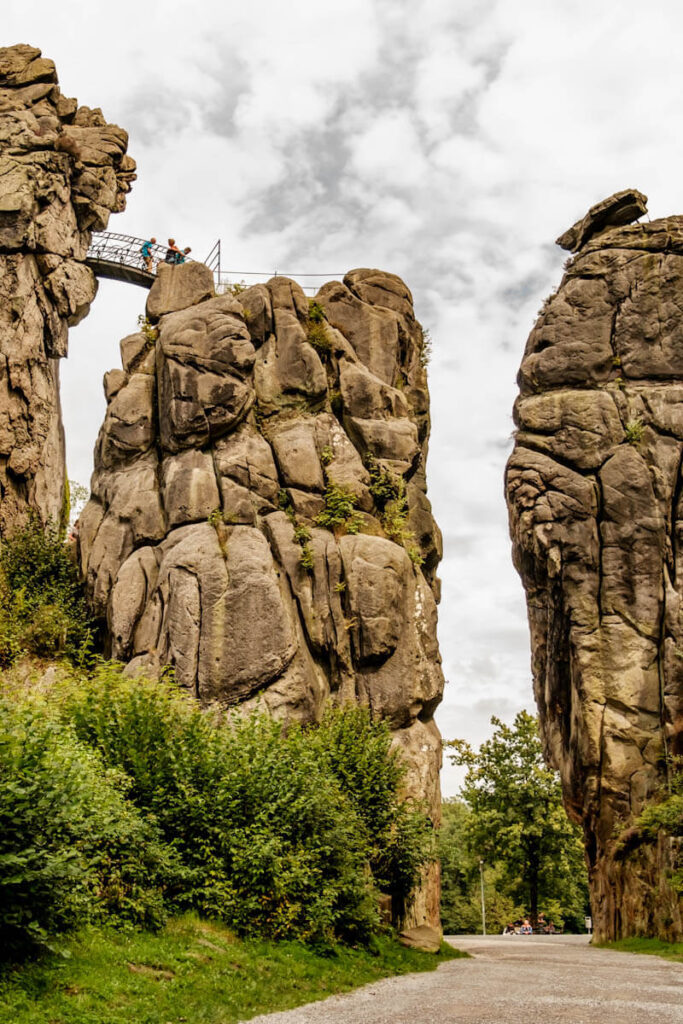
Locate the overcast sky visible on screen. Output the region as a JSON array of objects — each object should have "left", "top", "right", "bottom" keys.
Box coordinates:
[{"left": 6, "top": 0, "right": 683, "bottom": 794}]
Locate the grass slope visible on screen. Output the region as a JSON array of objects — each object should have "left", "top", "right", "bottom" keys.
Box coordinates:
[
  {"left": 0, "top": 915, "right": 467, "bottom": 1024},
  {"left": 597, "top": 937, "right": 683, "bottom": 963}
]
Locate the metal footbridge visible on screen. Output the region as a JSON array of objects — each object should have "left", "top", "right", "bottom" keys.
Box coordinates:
[{"left": 85, "top": 233, "right": 339, "bottom": 295}]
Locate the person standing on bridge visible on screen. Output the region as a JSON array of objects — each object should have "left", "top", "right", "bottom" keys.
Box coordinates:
[
  {"left": 141, "top": 236, "right": 157, "bottom": 272},
  {"left": 165, "top": 238, "right": 182, "bottom": 264}
]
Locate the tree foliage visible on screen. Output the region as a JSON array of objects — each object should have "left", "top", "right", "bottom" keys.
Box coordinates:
[
  {"left": 0, "top": 517, "right": 94, "bottom": 666},
  {"left": 445, "top": 711, "right": 588, "bottom": 930}
]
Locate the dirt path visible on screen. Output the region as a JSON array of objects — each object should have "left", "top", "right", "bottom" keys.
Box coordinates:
[{"left": 245, "top": 935, "right": 683, "bottom": 1023}]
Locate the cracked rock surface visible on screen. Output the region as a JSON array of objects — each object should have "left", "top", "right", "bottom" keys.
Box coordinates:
[
  {"left": 80, "top": 262, "right": 445, "bottom": 928},
  {"left": 506, "top": 189, "right": 683, "bottom": 941},
  {"left": 0, "top": 44, "right": 135, "bottom": 529}
]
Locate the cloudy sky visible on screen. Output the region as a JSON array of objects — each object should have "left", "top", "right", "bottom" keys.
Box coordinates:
[{"left": 6, "top": 0, "right": 683, "bottom": 794}]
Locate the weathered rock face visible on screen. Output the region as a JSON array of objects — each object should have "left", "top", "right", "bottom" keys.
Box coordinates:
[
  {"left": 0, "top": 44, "right": 135, "bottom": 530},
  {"left": 81, "top": 263, "right": 445, "bottom": 928},
  {"left": 506, "top": 190, "right": 683, "bottom": 941}
]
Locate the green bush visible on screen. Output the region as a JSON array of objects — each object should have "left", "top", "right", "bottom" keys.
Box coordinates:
[
  {"left": 60, "top": 668, "right": 432, "bottom": 944},
  {"left": 0, "top": 518, "right": 94, "bottom": 666},
  {"left": 625, "top": 418, "right": 645, "bottom": 445},
  {"left": 309, "top": 708, "right": 434, "bottom": 907},
  {"left": 314, "top": 483, "right": 363, "bottom": 535},
  {"left": 0, "top": 697, "right": 170, "bottom": 959}
]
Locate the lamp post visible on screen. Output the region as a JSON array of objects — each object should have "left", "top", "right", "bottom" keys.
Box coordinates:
[{"left": 479, "top": 858, "right": 486, "bottom": 936}]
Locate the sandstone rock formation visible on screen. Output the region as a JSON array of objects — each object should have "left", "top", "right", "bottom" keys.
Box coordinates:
[
  {"left": 80, "top": 262, "right": 445, "bottom": 928},
  {"left": 506, "top": 189, "right": 683, "bottom": 940},
  {"left": 0, "top": 44, "right": 134, "bottom": 531}
]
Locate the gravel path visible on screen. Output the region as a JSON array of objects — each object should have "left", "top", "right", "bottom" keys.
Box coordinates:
[{"left": 245, "top": 934, "right": 683, "bottom": 1023}]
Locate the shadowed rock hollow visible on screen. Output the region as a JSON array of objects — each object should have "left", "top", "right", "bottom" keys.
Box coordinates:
[
  {"left": 79, "top": 262, "right": 445, "bottom": 928},
  {"left": 506, "top": 189, "right": 683, "bottom": 941},
  {"left": 0, "top": 44, "right": 135, "bottom": 530}
]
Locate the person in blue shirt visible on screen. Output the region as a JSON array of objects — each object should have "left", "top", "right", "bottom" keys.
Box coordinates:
[{"left": 140, "top": 236, "right": 156, "bottom": 272}]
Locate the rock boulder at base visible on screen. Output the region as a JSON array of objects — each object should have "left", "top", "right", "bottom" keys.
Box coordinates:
[
  {"left": 506, "top": 189, "right": 683, "bottom": 942},
  {"left": 398, "top": 925, "right": 442, "bottom": 953}
]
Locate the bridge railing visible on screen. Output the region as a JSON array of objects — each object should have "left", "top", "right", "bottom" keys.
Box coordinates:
[
  {"left": 87, "top": 232, "right": 343, "bottom": 295},
  {"left": 215, "top": 270, "right": 343, "bottom": 296},
  {"left": 87, "top": 232, "right": 190, "bottom": 277}
]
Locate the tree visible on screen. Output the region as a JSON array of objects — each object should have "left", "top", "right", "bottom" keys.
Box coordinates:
[
  {"left": 439, "top": 798, "right": 526, "bottom": 934},
  {"left": 447, "top": 711, "right": 588, "bottom": 929}
]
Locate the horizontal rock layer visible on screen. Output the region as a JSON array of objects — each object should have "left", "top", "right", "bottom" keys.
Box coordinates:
[
  {"left": 507, "top": 191, "right": 683, "bottom": 940},
  {"left": 80, "top": 263, "right": 445, "bottom": 929},
  {"left": 0, "top": 44, "right": 135, "bottom": 529}
]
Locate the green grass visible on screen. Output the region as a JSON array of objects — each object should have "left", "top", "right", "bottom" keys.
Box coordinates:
[
  {"left": 0, "top": 916, "right": 467, "bottom": 1024},
  {"left": 597, "top": 936, "right": 683, "bottom": 963}
]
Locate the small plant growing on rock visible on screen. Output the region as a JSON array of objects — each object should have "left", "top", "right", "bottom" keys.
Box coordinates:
[
  {"left": 407, "top": 545, "right": 425, "bottom": 567},
  {"left": 314, "top": 483, "right": 363, "bottom": 535},
  {"left": 417, "top": 323, "right": 432, "bottom": 369},
  {"left": 308, "top": 300, "right": 326, "bottom": 323},
  {"left": 320, "top": 445, "right": 334, "bottom": 467},
  {"left": 218, "top": 279, "right": 247, "bottom": 296},
  {"left": 537, "top": 288, "right": 558, "bottom": 318},
  {"left": 299, "top": 543, "right": 315, "bottom": 572},
  {"left": 293, "top": 522, "right": 311, "bottom": 546},
  {"left": 365, "top": 454, "right": 424, "bottom": 566},
  {"left": 278, "top": 490, "right": 315, "bottom": 572},
  {"left": 381, "top": 495, "right": 411, "bottom": 545},
  {"left": 137, "top": 314, "right": 158, "bottom": 343},
  {"left": 625, "top": 418, "right": 645, "bottom": 445},
  {"left": 366, "top": 455, "right": 400, "bottom": 508},
  {"left": 207, "top": 507, "right": 225, "bottom": 527},
  {"left": 330, "top": 389, "right": 343, "bottom": 417},
  {"left": 306, "top": 299, "right": 332, "bottom": 354}
]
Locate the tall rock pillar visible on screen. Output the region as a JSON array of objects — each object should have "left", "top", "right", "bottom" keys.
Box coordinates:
[
  {"left": 79, "top": 264, "right": 445, "bottom": 928},
  {"left": 506, "top": 190, "right": 683, "bottom": 940},
  {"left": 0, "top": 44, "right": 135, "bottom": 532}
]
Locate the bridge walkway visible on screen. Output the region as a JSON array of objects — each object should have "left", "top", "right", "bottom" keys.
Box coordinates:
[{"left": 85, "top": 232, "right": 340, "bottom": 295}]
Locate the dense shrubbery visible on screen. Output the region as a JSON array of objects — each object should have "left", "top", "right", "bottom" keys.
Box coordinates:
[
  {"left": 0, "top": 666, "right": 433, "bottom": 959},
  {"left": 0, "top": 518, "right": 94, "bottom": 667},
  {"left": 0, "top": 697, "right": 172, "bottom": 958}
]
